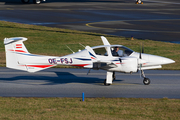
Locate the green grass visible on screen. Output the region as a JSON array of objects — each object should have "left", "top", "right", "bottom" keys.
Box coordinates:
[
  {"left": 0, "top": 97, "right": 180, "bottom": 120},
  {"left": 0, "top": 21, "right": 180, "bottom": 69}
]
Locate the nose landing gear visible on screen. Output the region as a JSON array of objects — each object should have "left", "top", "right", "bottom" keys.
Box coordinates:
[
  {"left": 143, "top": 78, "right": 150, "bottom": 85},
  {"left": 141, "top": 70, "right": 150, "bottom": 85}
]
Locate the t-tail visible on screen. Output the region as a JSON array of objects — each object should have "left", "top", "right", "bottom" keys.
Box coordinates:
[{"left": 4, "top": 37, "right": 56, "bottom": 72}]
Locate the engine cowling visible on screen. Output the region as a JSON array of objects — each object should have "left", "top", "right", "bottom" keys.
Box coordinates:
[{"left": 120, "top": 57, "right": 138, "bottom": 73}]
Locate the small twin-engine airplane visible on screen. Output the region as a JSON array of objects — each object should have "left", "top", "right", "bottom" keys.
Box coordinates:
[
  {"left": 21, "top": 0, "right": 143, "bottom": 4},
  {"left": 4, "top": 36, "right": 175, "bottom": 85}
]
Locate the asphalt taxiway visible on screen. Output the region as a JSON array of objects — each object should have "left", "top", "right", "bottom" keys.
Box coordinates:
[
  {"left": 0, "top": 0, "right": 179, "bottom": 98},
  {"left": 0, "top": 68, "right": 180, "bottom": 98},
  {"left": 0, "top": 0, "right": 180, "bottom": 43}
]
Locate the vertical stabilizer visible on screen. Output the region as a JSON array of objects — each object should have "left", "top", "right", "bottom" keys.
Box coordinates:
[
  {"left": 4, "top": 37, "right": 56, "bottom": 72},
  {"left": 4, "top": 37, "right": 29, "bottom": 71}
]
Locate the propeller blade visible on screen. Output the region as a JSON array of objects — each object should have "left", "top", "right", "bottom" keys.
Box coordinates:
[
  {"left": 139, "top": 64, "right": 142, "bottom": 78},
  {"left": 119, "top": 58, "right": 122, "bottom": 63},
  {"left": 139, "top": 45, "right": 142, "bottom": 59},
  {"left": 139, "top": 43, "right": 144, "bottom": 59},
  {"left": 142, "top": 43, "right": 144, "bottom": 53},
  {"left": 139, "top": 43, "right": 143, "bottom": 78}
]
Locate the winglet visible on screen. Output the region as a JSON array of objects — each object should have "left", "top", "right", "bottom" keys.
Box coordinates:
[{"left": 101, "top": 36, "right": 110, "bottom": 45}]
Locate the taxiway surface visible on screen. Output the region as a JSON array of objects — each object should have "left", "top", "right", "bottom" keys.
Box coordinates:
[
  {"left": 0, "top": 68, "right": 180, "bottom": 98},
  {"left": 0, "top": 0, "right": 180, "bottom": 43}
]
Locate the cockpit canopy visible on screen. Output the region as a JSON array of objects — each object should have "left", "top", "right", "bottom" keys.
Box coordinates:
[{"left": 92, "top": 45, "right": 134, "bottom": 57}]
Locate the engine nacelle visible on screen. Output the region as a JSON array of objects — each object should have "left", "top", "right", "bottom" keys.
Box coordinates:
[{"left": 121, "top": 57, "right": 138, "bottom": 73}]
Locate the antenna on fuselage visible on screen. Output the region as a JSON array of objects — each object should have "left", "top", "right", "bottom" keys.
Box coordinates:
[
  {"left": 79, "top": 43, "right": 85, "bottom": 48},
  {"left": 66, "top": 45, "right": 75, "bottom": 54}
]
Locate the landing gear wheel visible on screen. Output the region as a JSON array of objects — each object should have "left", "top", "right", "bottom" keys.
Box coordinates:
[
  {"left": 33, "top": 0, "right": 41, "bottom": 4},
  {"left": 143, "top": 78, "right": 150, "bottom": 85},
  {"left": 21, "top": 0, "right": 30, "bottom": 3},
  {"left": 104, "top": 79, "right": 111, "bottom": 86}
]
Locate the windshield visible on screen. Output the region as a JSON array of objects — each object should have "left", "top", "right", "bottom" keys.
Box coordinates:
[{"left": 111, "top": 46, "right": 133, "bottom": 57}]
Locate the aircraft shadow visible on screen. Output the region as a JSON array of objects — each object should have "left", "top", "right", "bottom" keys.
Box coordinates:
[{"left": 0, "top": 71, "right": 124, "bottom": 86}]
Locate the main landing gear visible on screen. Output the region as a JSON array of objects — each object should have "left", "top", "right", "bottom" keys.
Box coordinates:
[
  {"left": 104, "top": 80, "right": 111, "bottom": 86},
  {"left": 141, "top": 70, "right": 150, "bottom": 85},
  {"left": 104, "top": 71, "right": 116, "bottom": 86},
  {"left": 136, "top": 0, "right": 143, "bottom": 4}
]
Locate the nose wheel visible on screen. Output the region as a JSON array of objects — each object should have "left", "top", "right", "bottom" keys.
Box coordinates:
[
  {"left": 143, "top": 78, "right": 150, "bottom": 85},
  {"left": 104, "top": 79, "right": 111, "bottom": 86},
  {"left": 141, "top": 70, "right": 150, "bottom": 85}
]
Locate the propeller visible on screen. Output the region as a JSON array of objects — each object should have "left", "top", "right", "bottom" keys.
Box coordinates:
[
  {"left": 139, "top": 43, "right": 144, "bottom": 78},
  {"left": 119, "top": 58, "right": 122, "bottom": 63},
  {"left": 139, "top": 43, "right": 144, "bottom": 59}
]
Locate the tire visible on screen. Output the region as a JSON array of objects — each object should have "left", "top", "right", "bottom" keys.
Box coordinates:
[
  {"left": 104, "top": 79, "right": 111, "bottom": 86},
  {"left": 21, "top": 0, "right": 30, "bottom": 3},
  {"left": 33, "top": 0, "right": 41, "bottom": 4},
  {"left": 143, "top": 78, "right": 150, "bottom": 85}
]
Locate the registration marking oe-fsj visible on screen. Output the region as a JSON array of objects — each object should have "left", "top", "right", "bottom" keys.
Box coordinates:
[{"left": 48, "top": 58, "right": 73, "bottom": 64}]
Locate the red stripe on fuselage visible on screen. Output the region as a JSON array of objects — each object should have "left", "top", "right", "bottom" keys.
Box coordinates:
[
  {"left": 115, "top": 63, "right": 124, "bottom": 64},
  {"left": 26, "top": 65, "right": 54, "bottom": 68},
  {"left": 91, "top": 57, "right": 95, "bottom": 59},
  {"left": 70, "top": 64, "right": 90, "bottom": 67}
]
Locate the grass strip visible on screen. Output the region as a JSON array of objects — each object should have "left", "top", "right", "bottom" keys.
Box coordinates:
[
  {"left": 0, "top": 21, "right": 179, "bottom": 69},
  {"left": 0, "top": 97, "right": 180, "bottom": 120}
]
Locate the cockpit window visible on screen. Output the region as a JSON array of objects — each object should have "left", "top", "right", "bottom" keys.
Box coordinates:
[
  {"left": 93, "top": 47, "right": 108, "bottom": 56},
  {"left": 111, "top": 46, "right": 133, "bottom": 57}
]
